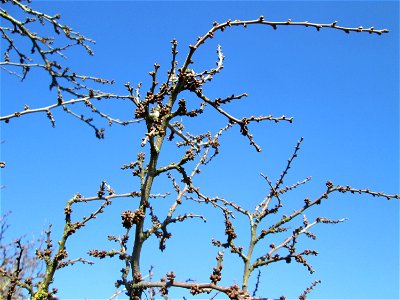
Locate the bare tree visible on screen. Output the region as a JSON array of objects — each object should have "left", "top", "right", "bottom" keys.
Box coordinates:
[
  {"left": 1, "top": 1, "right": 398, "bottom": 300},
  {"left": 0, "top": 212, "right": 44, "bottom": 299}
]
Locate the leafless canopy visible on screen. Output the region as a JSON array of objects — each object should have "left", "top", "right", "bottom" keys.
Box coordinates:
[{"left": 1, "top": 1, "right": 397, "bottom": 300}]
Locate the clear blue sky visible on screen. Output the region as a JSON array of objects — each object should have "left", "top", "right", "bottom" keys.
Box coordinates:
[{"left": 1, "top": 1, "right": 399, "bottom": 299}]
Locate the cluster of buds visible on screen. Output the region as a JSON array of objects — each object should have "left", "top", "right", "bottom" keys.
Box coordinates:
[
  {"left": 115, "top": 279, "right": 124, "bottom": 288},
  {"left": 46, "top": 110, "right": 56, "bottom": 127},
  {"left": 225, "top": 284, "right": 249, "bottom": 300},
  {"left": 224, "top": 216, "right": 237, "bottom": 242},
  {"left": 64, "top": 205, "right": 72, "bottom": 216},
  {"left": 179, "top": 68, "right": 203, "bottom": 92},
  {"left": 272, "top": 254, "right": 280, "bottom": 261},
  {"left": 190, "top": 284, "right": 205, "bottom": 296},
  {"left": 303, "top": 249, "right": 318, "bottom": 256},
  {"left": 210, "top": 252, "right": 224, "bottom": 284},
  {"left": 65, "top": 222, "right": 84, "bottom": 236},
  {"left": 184, "top": 147, "right": 197, "bottom": 161},
  {"left": 133, "top": 271, "right": 143, "bottom": 283},
  {"left": 35, "top": 248, "right": 52, "bottom": 260},
  {"left": 121, "top": 210, "right": 135, "bottom": 229},
  {"left": 174, "top": 98, "right": 204, "bottom": 119},
  {"left": 159, "top": 285, "right": 168, "bottom": 296},
  {"left": 263, "top": 203, "right": 282, "bottom": 215},
  {"left": 159, "top": 273, "right": 174, "bottom": 296},
  {"left": 166, "top": 271, "right": 176, "bottom": 282},
  {"left": 158, "top": 231, "right": 172, "bottom": 251},
  {"left": 54, "top": 249, "right": 68, "bottom": 262},
  {"left": 326, "top": 180, "right": 334, "bottom": 189},
  {"left": 295, "top": 254, "right": 314, "bottom": 274},
  {"left": 88, "top": 249, "right": 109, "bottom": 259},
  {"left": 304, "top": 231, "right": 316, "bottom": 240},
  {"left": 177, "top": 98, "right": 188, "bottom": 116},
  {"left": 210, "top": 266, "right": 222, "bottom": 284},
  {"left": 212, "top": 239, "right": 222, "bottom": 247},
  {"left": 316, "top": 217, "right": 344, "bottom": 224},
  {"left": 134, "top": 105, "right": 146, "bottom": 119},
  {"left": 292, "top": 226, "right": 303, "bottom": 236},
  {"left": 121, "top": 208, "right": 145, "bottom": 229},
  {"left": 230, "top": 245, "right": 243, "bottom": 254},
  {"left": 95, "top": 128, "right": 105, "bottom": 139}
]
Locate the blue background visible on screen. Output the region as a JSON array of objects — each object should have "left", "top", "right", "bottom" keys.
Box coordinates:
[{"left": 1, "top": 1, "right": 399, "bottom": 299}]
